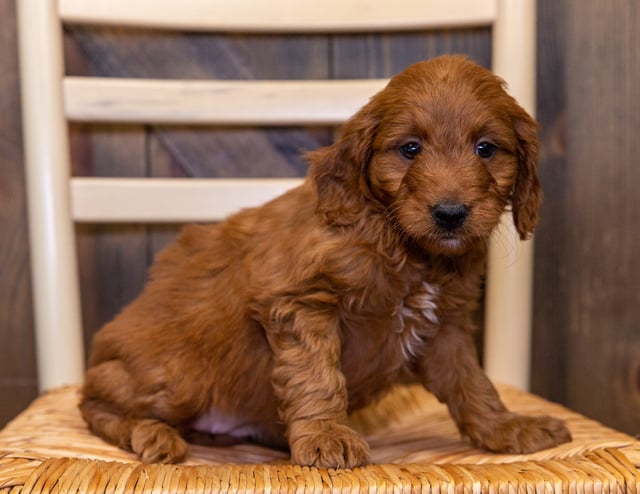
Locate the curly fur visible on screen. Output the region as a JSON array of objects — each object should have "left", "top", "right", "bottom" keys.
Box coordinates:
[{"left": 80, "top": 55, "right": 571, "bottom": 468}]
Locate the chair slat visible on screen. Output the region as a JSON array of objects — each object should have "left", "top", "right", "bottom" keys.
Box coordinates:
[
  {"left": 59, "top": 0, "right": 496, "bottom": 32},
  {"left": 71, "top": 177, "right": 303, "bottom": 223},
  {"left": 64, "top": 77, "right": 387, "bottom": 125}
]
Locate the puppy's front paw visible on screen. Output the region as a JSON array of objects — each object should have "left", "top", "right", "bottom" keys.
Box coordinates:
[
  {"left": 130, "top": 419, "right": 188, "bottom": 463},
  {"left": 290, "top": 422, "right": 370, "bottom": 469},
  {"left": 476, "top": 414, "right": 572, "bottom": 454}
]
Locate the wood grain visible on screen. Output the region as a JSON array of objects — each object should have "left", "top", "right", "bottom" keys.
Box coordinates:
[
  {"left": 532, "top": 0, "right": 640, "bottom": 434},
  {"left": 531, "top": 0, "right": 570, "bottom": 407},
  {"left": 562, "top": 0, "right": 640, "bottom": 433},
  {"left": 0, "top": 0, "right": 38, "bottom": 426},
  {"left": 58, "top": 0, "right": 496, "bottom": 32}
]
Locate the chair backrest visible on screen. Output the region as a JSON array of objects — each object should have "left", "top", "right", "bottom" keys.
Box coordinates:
[{"left": 17, "top": 0, "right": 536, "bottom": 392}]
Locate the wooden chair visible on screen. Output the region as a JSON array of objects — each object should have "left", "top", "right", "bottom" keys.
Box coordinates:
[{"left": 1, "top": 0, "right": 637, "bottom": 492}]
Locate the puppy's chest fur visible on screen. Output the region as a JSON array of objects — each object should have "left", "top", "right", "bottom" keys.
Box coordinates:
[
  {"left": 338, "top": 245, "right": 484, "bottom": 406},
  {"left": 338, "top": 258, "right": 443, "bottom": 363},
  {"left": 396, "top": 280, "right": 440, "bottom": 360}
]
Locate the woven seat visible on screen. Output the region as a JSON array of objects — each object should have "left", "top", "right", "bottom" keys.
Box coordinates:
[{"left": 1, "top": 384, "right": 638, "bottom": 493}]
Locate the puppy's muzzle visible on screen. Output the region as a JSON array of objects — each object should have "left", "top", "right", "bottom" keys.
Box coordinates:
[{"left": 431, "top": 203, "right": 470, "bottom": 231}]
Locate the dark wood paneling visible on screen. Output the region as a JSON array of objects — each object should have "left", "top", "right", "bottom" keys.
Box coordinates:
[
  {"left": 533, "top": 0, "right": 640, "bottom": 434},
  {"left": 531, "top": 0, "right": 570, "bottom": 405},
  {"left": 562, "top": 0, "right": 640, "bottom": 433},
  {"left": 332, "top": 28, "right": 491, "bottom": 78},
  {"left": 0, "top": 0, "right": 38, "bottom": 426}
]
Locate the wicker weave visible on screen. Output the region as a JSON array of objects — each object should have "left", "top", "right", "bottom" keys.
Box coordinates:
[{"left": 1, "top": 384, "right": 638, "bottom": 493}]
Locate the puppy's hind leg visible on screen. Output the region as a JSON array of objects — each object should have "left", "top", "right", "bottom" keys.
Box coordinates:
[{"left": 79, "top": 360, "right": 188, "bottom": 463}]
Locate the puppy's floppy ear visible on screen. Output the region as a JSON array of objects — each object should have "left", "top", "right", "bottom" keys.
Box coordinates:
[
  {"left": 307, "top": 105, "right": 380, "bottom": 226},
  {"left": 511, "top": 110, "right": 542, "bottom": 240}
]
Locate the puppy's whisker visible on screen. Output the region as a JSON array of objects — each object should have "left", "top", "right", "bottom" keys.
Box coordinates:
[
  {"left": 384, "top": 202, "right": 416, "bottom": 247},
  {"left": 489, "top": 224, "right": 521, "bottom": 267}
]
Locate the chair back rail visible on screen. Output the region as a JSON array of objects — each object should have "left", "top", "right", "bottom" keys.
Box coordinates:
[{"left": 58, "top": 0, "right": 496, "bottom": 32}]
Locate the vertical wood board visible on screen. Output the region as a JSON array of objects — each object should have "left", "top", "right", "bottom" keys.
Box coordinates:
[{"left": 0, "top": 0, "right": 38, "bottom": 426}]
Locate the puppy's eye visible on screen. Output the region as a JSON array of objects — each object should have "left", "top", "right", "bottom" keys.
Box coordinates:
[
  {"left": 475, "top": 141, "right": 497, "bottom": 159},
  {"left": 399, "top": 142, "right": 421, "bottom": 160}
]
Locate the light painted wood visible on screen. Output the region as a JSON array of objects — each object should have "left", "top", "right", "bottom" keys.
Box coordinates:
[
  {"left": 59, "top": 0, "right": 496, "bottom": 32},
  {"left": 71, "top": 178, "right": 303, "bottom": 223},
  {"left": 64, "top": 77, "right": 387, "bottom": 125},
  {"left": 484, "top": 0, "right": 537, "bottom": 391},
  {"left": 17, "top": 0, "right": 85, "bottom": 390}
]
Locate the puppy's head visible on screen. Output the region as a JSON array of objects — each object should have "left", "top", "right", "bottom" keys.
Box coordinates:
[{"left": 309, "top": 55, "right": 541, "bottom": 256}]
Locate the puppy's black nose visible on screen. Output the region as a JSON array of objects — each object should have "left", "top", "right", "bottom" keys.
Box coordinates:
[{"left": 431, "top": 203, "right": 470, "bottom": 230}]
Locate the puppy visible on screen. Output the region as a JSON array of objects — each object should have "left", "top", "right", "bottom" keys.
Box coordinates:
[{"left": 80, "top": 55, "right": 571, "bottom": 468}]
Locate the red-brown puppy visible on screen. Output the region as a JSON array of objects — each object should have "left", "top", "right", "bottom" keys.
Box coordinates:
[{"left": 80, "top": 55, "right": 571, "bottom": 468}]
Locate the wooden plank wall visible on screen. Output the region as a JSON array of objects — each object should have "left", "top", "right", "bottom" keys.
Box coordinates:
[
  {"left": 532, "top": 0, "right": 640, "bottom": 434},
  {"left": 1, "top": 0, "right": 638, "bottom": 436},
  {"left": 0, "top": 0, "right": 38, "bottom": 423}
]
